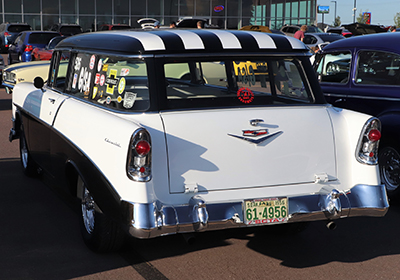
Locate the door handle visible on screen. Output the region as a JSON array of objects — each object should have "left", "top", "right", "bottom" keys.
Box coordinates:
[
  {"left": 48, "top": 98, "right": 55, "bottom": 104},
  {"left": 334, "top": 98, "right": 346, "bottom": 103}
]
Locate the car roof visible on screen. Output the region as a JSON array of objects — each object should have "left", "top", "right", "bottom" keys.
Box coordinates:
[
  {"left": 55, "top": 29, "right": 308, "bottom": 55},
  {"left": 322, "top": 32, "right": 400, "bottom": 53}
]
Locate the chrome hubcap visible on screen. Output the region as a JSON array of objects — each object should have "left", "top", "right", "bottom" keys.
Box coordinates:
[
  {"left": 380, "top": 147, "right": 400, "bottom": 191},
  {"left": 82, "top": 186, "right": 95, "bottom": 234}
]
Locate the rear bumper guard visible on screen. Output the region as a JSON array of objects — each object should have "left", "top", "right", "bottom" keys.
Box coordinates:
[{"left": 123, "top": 184, "right": 389, "bottom": 239}]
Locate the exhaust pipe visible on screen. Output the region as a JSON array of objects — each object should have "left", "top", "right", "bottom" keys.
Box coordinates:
[
  {"left": 326, "top": 220, "right": 337, "bottom": 230},
  {"left": 182, "top": 233, "right": 196, "bottom": 245}
]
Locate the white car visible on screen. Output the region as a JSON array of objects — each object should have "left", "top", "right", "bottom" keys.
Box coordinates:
[
  {"left": 2, "top": 60, "right": 50, "bottom": 94},
  {"left": 9, "top": 29, "right": 389, "bottom": 252}
]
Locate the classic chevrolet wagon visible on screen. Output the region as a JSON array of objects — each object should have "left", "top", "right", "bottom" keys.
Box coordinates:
[{"left": 9, "top": 29, "right": 389, "bottom": 252}]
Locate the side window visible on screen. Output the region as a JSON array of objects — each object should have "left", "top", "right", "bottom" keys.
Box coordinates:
[
  {"left": 315, "top": 51, "right": 351, "bottom": 83},
  {"left": 49, "top": 51, "right": 70, "bottom": 91},
  {"left": 355, "top": 50, "right": 400, "bottom": 86},
  {"left": 68, "top": 53, "right": 150, "bottom": 111},
  {"left": 270, "top": 60, "right": 311, "bottom": 102}
]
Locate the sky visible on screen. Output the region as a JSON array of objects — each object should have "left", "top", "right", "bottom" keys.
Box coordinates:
[{"left": 316, "top": 0, "right": 400, "bottom": 26}]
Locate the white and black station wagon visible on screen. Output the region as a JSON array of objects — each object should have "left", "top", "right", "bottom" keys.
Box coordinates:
[{"left": 9, "top": 29, "right": 389, "bottom": 252}]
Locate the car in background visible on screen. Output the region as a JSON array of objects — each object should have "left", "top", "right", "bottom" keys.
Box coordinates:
[
  {"left": 240, "top": 25, "right": 271, "bottom": 33},
  {"left": 9, "top": 29, "right": 388, "bottom": 253},
  {"left": 176, "top": 17, "right": 210, "bottom": 28},
  {"left": 314, "top": 32, "right": 400, "bottom": 197},
  {"left": 49, "top": 23, "right": 83, "bottom": 36},
  {"left": 0, "top": 23, "right": 31, "bottom": 53},
  {"left": 99, "top": 24, "right": 131, "bottom": 31},
  {"left": 137, "top": 18, "right": 159, "bottom": 29},
  {"left": 2, "top": 60, "right": 50, "bottom": 94},
  {"left": 8, "top": 31, "right": 59, "bottom": 64},
  {"left": 303, "top": 32, "right": 344, "bottom": 48},
  {"left": 341, "top": 23, "right": 388, "bottom": 36},
  {"left": 31, "top": 36, "right": 66, "bottom": 61},
  {"left": 280, "top": 24, "right": 323, "bottom": 37}
]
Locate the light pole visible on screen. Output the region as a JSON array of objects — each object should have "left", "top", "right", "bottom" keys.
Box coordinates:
[
  {"left": 331, "top": 1, "right": 337, "bottom": 25},
  {"left": 353, "top": 0, "right": 357, "bottom": 23}
]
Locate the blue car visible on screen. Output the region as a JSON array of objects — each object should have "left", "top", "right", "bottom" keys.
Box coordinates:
[
  {"left": 314, "top": 32, "right": 400, "bottom": 197},
  {"left": 8, "top": 31, "right": 59, "bottom": 64}
]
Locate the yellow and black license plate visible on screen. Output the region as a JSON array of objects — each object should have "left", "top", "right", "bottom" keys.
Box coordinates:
[{"left": 244, "top": 197, "right": 288, "bottom": 225}]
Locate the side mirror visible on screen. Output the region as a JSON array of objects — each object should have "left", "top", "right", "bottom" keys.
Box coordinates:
[{"left": 34, "top": 76, "right": 44, "bottom": 90}]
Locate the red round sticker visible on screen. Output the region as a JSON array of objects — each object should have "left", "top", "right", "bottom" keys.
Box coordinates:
[{"left": 237, "top": 87, "right": 254, "bottom": 104}]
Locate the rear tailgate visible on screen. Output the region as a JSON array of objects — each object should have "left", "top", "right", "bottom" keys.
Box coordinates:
[{"left": 161, "top": 106, "right": 336, "bottom": 193}]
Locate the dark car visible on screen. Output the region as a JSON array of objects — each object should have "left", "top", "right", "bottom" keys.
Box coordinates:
[
  {"left": 0, "top": 23, "right": 31, "bottom": 53},
  {"left": 49, "top": 23, "right": 83, "bottom": 36},
  {"left": 99, "top": 24, "right": 131, "bottom": 31},
  {"left": 314, "top": 32, "right": 400, "bottom": 197},
  {"left": 8, "top": 31, "right": 59, "bottom": 64}
]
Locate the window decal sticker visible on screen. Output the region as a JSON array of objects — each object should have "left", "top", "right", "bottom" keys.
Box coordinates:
[
  {"left": 237, "top": 87, "right": 254, "bottom": 104},
  {"left": 123, "top": 92, "right": 137, "bottom": 109},
  {"left": 89, "top": 55, "right": 96, "bottom": 70},
  {"left": 97, "top": 59, "right": 103, "bottom": 72},
  {"left": 118, "top": 77, "right": 126, "bottom": 94},
  {"left": 106, "top": 69, "right": 119, "bottom": 94}
]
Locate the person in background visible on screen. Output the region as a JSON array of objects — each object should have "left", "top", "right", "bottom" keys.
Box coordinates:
[
  {"left": 294, "top": 25, "right": 308, "bottom": 42},
  {"left": 170, "top": 21, "right": 176, "bottom": 28},
  {"left": 154, "top": 21, "right": 160, "bottom": 29},
  {"left": 390, "top": 26, "right": 397, "bottom": 32},
  {"left": 197, "top": 21, "right": 204, "bottom": 29}
]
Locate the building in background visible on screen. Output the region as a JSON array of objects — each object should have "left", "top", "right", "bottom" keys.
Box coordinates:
[{"left": 0, "top": 0, "right": 316, "bottom": 31}]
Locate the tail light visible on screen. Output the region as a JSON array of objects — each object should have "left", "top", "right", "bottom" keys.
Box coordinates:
[
  {"left": 24, "top": 45, "right": 33, "bottom": 52},
  {"left": 356, "top": 118, "right": 381, "bottom": 165},
  {"left": 126, "top": 128, "right": 152, "bottom": 181}
]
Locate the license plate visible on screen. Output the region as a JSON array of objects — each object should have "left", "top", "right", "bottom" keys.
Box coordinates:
[{"left": 244, "top": 197, "right": 288, "bottom": 225}]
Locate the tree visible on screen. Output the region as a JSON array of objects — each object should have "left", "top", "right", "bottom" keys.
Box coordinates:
[
  {"left": 333, "top": 16, "right": 341, "bottom": 27},
  {"left": 394, "top": 12, "right": 400, "bottom": 27},
  {"left": 356, "top": 10, "right": 369, "bottom": 24}
]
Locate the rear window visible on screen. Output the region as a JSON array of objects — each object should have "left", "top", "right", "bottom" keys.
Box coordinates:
[
  {"left": 164, "top": 58, "right": 313, "bottom": 109},
  {"left": 60, "top": 26, "right": 82, "bottom": 35},
  {"left": 28, "top": 33, "right": 58, "bottom": 44},
  {"left": 8, "top": 25, "right": 30, "bottom": 33}
]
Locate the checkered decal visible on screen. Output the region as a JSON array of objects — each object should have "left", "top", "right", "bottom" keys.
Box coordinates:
[{"left": 58, "top": 29, "right": 307, "bottom": 54}]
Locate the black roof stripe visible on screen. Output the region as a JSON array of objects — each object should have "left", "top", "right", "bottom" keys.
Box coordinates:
[
  {"left": 269, "top": 35, "right": 293, "bottom": 50},
  {"left": 157, "top": 31, "right": 185, "bottom": 52},
  {"left": 188, "top": 30, "right": 224, "bottom": 51},
  {"left": 229, "top": 31, "right": 260, "bottom": 51}
]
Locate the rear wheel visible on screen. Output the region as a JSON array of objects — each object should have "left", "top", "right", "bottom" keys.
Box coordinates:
[
  {"left": 19, "top": 124, "right": 38, "bottom": 177},
  {"left": 78, "top": 176, "right": 125, "bottom": 252},
  {"left": 379, "top": 145, "right": 400, "bottom": 197}
]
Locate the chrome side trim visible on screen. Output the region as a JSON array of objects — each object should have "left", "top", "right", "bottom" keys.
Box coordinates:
[
  {"left": 123, "top": 184, "right": 389, "bottom": 239},
  {"left": 324, "top": 93, "right": 400, "bottom": 102}
]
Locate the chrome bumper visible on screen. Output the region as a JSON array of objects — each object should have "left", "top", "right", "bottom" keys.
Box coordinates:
[{"left": 123, "top": 184, "right": 389, "bottom": 239}]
